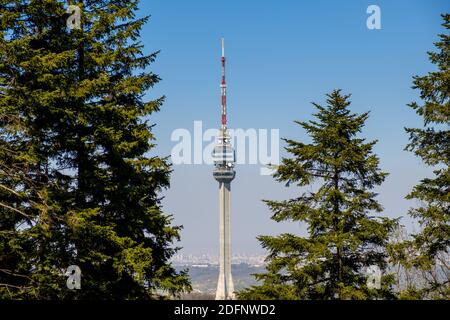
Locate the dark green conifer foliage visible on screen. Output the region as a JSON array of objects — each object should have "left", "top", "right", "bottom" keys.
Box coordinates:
[
  {"left": 396, "top": 14, "right": 449, "bottom": 299},
  {"left": 0, "top": 0, "right": 190, "bottom": 299},
  {"left": 238, "top": 90, "right": 398, "bottom": 300}
]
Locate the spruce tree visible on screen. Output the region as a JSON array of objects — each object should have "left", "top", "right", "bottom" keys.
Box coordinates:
[
  {"left": 0, "top": 107, "right": 52, "bottom": 298},
  {"left": 239, "top": 90, "right": 398, "bottom": 300},
  {"left": 396, "top": 14, "right": 449, "bottom": 299},
  {"left": 0, "top": 0, "right": 190, "bottom": 299}
]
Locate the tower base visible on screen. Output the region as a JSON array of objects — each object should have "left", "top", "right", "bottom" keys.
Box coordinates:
[{"left": 215, "top": 270, "right": 235, "bottom": 300}]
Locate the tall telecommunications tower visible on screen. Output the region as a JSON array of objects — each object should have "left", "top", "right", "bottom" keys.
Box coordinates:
[{"left": 213, "top": 38, "right": 236, "bottom": 300}]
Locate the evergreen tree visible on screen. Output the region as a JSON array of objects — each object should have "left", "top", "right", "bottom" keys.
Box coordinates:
[
  {"left": 0, "top": 104, "right": 53, "bottom": 298},
  {"left": 239, "top": 90, "right": 398, "bottom": 300},
  {"left": 0, "top": 0, "right": 190, "bottom": 299},
  {"left": 395, "top": 14, "right": 449, "bottom": 299}
]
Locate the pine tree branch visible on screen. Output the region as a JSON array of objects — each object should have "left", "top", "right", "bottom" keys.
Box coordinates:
[
  {"left": 0, "top": 184, "right": 23, "bottom": 198},
  {"left": 0, "top": 269, "right": 32, "bottom": 280},
  {"left": 0, "top": 283, "right": 32, "bottom": 290},
  {"left": 0, "top": 202, "right": 31, "bottom": 218}
]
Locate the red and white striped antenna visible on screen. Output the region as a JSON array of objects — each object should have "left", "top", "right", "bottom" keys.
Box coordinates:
[{"left": 221, "top": 37, "right": 227, "bottom": 129}]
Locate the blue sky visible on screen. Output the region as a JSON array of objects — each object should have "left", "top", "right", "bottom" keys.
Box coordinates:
[{"left": 136, "top": 1, "right": 449, "bottom": 254}]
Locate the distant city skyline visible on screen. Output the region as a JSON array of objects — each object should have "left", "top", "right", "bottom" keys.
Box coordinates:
[
  {"left": 171, "top": 253, "right": 267, "bottom": 267},
  {"left": 137, "top": 0, "right": 449, "bottom": 254}
]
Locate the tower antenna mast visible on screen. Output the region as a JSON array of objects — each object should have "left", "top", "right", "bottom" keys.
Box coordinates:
[{"left": 221, "top": 37, "right": 227, "bottom": 130}]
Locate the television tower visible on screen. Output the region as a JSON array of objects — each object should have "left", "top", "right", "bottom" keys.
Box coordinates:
[{"left": 213, "top": 38, "right": 236, "bottom": 300}]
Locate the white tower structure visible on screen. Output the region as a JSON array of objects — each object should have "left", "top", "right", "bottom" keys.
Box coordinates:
[{"left": 213, "top": 38, "right": 236, "bottom": 300}]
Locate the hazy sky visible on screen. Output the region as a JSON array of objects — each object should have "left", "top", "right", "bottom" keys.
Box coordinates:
[{"left": 136, "top": 0, "right": 449, "bottom": 254}]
